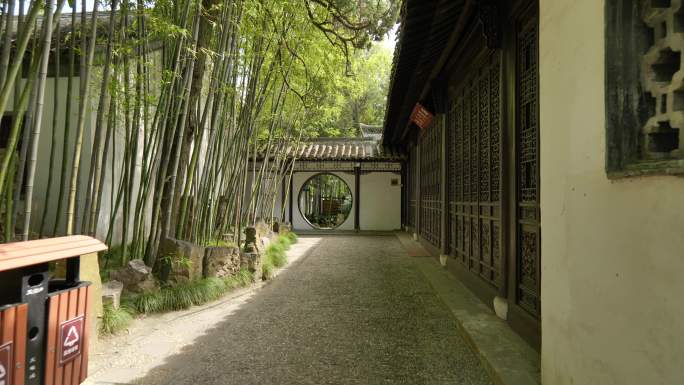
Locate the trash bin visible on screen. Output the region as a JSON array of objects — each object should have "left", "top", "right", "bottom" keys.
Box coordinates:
[{"left": 0, "top": 236, "right": 107, "bottom": 385}]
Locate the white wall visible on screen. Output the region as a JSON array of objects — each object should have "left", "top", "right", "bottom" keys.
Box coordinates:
[
  {"left": 359, "top": 172, "right": 401, "bottom": 231},
  {"left": 540, "top": 1, "right": 684, "bottom": 384},
  {"left": 4, "top": 49, "right": 164, "bottom": 243},
  {"left": 5, "top": 77, "right": 95, "bottom": 237},
  {"left": 286, "top": 169, "right": 402, "bottom": 232}
]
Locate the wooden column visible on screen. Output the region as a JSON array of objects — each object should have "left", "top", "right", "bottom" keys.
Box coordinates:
[
  {"left": 280, "top": 173, "right": 287, "bottom": 222},
  {"left": 439, "top": 116, "right": 448, "bottom": 255},
  {"left": 401, "top": 161, "right": 406, "bottom": 228},
  {"left": 288, "top": 172, "right": 294, "bottom": 224},
  {"left": 415, "top": 141, "right": 421, "bottom": 237},
  {"left": 354, "top": 165, "right": 361, "bottom": 231}
]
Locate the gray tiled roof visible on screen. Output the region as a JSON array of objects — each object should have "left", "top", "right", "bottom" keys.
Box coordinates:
[{"left": 264, "top": 138, "right": 405, "bottom": 161}]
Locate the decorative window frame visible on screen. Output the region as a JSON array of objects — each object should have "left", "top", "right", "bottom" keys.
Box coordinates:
[{"left": 605, "top": 0, "right": 684, "bottom": 178}]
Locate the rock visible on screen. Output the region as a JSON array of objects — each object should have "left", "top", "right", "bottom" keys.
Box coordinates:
[
  {"left": 157, "top": 238, "right": 205, "bottom": 283},
  {"left": 244, "top": 227, "right": 258, "bottom": 250},
  {"left": 102, "top": 280, "right": 124, "bottom": 309},
  {"left": 203, "top": 246, "right": 241, "bottom": 278},
  {"left": 493, "top": 296, "right": 508, "bottom": 320},
  {"left": 255, "top": 220, "right": 270, "bottom": 238},
  {"left": 109, "top": 259, "right": 158, "bottom": 294},
  {"left": 277, "top": 222, "right": 292, "bottom": 235},
  {"left": 240, "top": 251, "right": 261, "bottom": 282}
]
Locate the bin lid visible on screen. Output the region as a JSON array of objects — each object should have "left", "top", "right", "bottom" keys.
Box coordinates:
[{"left": 0, "top": 236, "right": 107, "bottom": 272}]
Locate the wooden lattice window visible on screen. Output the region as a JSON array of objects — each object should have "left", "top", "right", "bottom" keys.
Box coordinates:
[
  {"left": 407, "top": 146, "right": 418, "bottom": 227},
  {"left": 419, "top": 118, "right": 442, "bottom": 247},
  {"left": 606, "top": 0, "right": 684, "bottom": 177},
  {"left": 448, "top": 52, "right": 503, "bottom": 289},
  {"left": 516, "top": 14, "right": 541, "bottom": 318}
]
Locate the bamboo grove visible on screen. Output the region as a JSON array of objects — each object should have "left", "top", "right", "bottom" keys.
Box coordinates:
[{"left": 0, "top": 0, "right": 397, "bottom": 267}]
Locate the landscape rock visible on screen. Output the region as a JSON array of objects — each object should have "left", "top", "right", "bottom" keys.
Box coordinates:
[
  {"left": 157, "top": 237, "right": 205, "bottom": 283},
  {"left": 102, "top": 280, "right": 124, "bottom": 309},
  {"left": 109, "top": 259, "right": 158, "bottom": 294},
  {"left": 244, "top": 227, "right": 258, "bottom": 251},
  {"left": 203, "top": 246, "right": 241, "bottom": 278},
  {"left": 277, "top": 222, "right": 292, "bottom": 235},
  {"left": 240, "top": 251, "right": 261, "bottom": 282}
]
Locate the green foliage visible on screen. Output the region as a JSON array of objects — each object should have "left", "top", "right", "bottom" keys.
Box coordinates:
[
  {"left": 285, "top": 232, "right": 299, "bottom": 244},
  {"left": 261, "top": 232, "right": 298, "bottom": 280},
  {"left": 127, "top": 269, "right": 255, "bottom": 315},
  {"left": 262, "top": 260, "right": 274, "bottom": 280},
  {"left": 277, "top": 235, "right": 292, "bottom": 250},
  {"left": 99, "top": 244, "right": 133, "bottom": 281},
  {"left": 159, "top": 254, "right": 193, "bottom": 270},
  {"left": 100, "top": 304, "right": 134, "bottom": 335}
]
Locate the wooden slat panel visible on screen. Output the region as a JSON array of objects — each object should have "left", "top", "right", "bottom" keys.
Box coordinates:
[
  {"left": 1, "top": 306, "right": 14, "bottom": 345},
  {"left": 0, "top": 236, "right": 106, "bottom": 272},
  {"left": 70, "top": 287, "right": 87, "bottom": 385},
  {"left": 53, "top": 292, "right": 68, "bottom": 385},
  {"left": 0, "top": 236, "right": 91, "bottom": 252},
  {"left": 62, "top": 290, "right": 78, "bottom": 385},
  {"left": 78, "top": 287, "right": 91, "bottom": 383},
  {"left": 44, "top": 296, "right": 60, "bottom": 385},
  {"left": 13, "top": 305, "right": 27, "bottom": 385}
]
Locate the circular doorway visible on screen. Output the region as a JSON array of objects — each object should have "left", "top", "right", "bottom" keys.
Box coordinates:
[{"left": 298, "top": 173, "right": 353, "bottom": 230}]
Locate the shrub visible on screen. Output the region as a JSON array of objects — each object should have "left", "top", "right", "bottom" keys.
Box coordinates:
[
  {"left": 127, "top": 268, "right": 255, "bottom": 315},
  {"left": 262, "top": 260, "right": 274, "bottom": 280},
  {"left": 266, "top": 243, "right": 287, "bottom": 268},
  {"left": 285, "top": 232, "right": 298, "bottom": 244},
  {"left": 100, "top": 304, "right": 133, "bottom": 335}
]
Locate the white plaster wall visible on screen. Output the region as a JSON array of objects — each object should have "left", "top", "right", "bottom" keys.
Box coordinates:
[
  {"left": 290, "top": 171, "right": 356, "bottom": 231},
  {"left": 5, "top": 77, "right": 95, "bottom": 237},
  {"left": 359, "top": 172, "right": 401, "bottom": 231},
  {"left": 540, "top": 1, "right": 684, "bottom": 384},
  {"left": 4, "top": 49, "right": 163, "bottom": 243}
]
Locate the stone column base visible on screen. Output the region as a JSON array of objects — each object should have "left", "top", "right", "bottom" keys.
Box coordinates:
[{"left": 493, "top": 296, "right": 508, "bottom": 320}]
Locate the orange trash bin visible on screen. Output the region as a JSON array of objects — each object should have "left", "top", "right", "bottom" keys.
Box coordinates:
[{"left": 0, "top": 236, "right": 107, "bottom": 385}]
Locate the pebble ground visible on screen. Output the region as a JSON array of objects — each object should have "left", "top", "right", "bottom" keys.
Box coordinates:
[{"left": 131, "top": 235, "right": 494, "bottom": 385}]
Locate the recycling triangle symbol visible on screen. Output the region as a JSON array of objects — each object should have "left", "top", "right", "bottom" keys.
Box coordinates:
[{"left": 64, "top": 326, "right": 79, "bottom": 347}]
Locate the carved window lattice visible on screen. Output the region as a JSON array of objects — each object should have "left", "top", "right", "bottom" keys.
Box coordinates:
[
  {"left": 605, "top": 0, "right": 684, "bottom": 176},
  {"left": 420, "top": 117, "right": 442, "bottom": 247},
  {"left": 641, "top": 3, "right": 684, "bottom": 162},
  {"left": 516, "top": 17, "right": 541, "bottom": 318},
  {"left": 448, "top": 53, "right": 502, "bottom": 289}
]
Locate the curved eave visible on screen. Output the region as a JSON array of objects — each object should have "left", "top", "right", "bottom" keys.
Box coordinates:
[{"left": 382, "top": 0, "right": 471, "bottom": 147}]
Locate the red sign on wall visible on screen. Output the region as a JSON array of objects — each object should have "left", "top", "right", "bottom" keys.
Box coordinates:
[
  {"left": 410, "top": 103, "right": 434, "bottom": 130},
  {"left": 0, "top": 342, "right": 12, "bottom": 385},
  {"left": 59, "top": 316, "right": 84, "bottom": 365}
]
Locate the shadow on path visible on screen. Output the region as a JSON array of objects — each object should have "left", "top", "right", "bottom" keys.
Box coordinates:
[{"left": 128, "top": 235, "right": 494, "bottom": 385}]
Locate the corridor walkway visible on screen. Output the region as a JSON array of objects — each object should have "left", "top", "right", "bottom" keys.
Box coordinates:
[{"left": 130, "top": 235, "right": 494, "bottom": 385}]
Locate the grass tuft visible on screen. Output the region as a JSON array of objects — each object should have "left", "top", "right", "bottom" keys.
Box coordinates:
[
  {"left": 100, "top": 304, "right": 134, "bottom": 335},
  {"left": 261, "top": 232, "right": 298, "bottom": 280},
  {"left": 127, "top": 268, "right": 255, "bottom": 315},
  {"left": 285, "top": 232, "right": 298, "bottom": 244},
  {"left": 103, "top": 233, "right": 297, "bottom": 335}
]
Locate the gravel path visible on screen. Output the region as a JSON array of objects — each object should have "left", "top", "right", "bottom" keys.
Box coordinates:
[{"left": 128, "top": 235, "right": 494, "bottom": 385}]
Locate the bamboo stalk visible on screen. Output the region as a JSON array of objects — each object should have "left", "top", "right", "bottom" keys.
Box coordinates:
[
  {"left": 65, "top": 0, "right": 99, "bottom": 235},
  {"left": 22, "top": 0, "right": 58, "bottom": 241}
]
